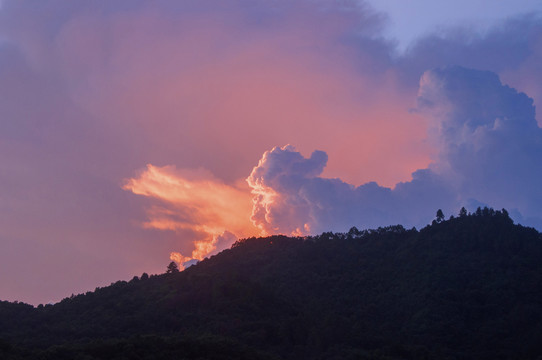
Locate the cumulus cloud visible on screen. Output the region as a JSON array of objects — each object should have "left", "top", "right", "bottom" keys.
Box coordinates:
[
  {"left": 246, "top": 67, "right": 542, "bottom": 233},
  {"left": 418, "top": 66, "right": 542, "bottom": 227},
  {"left": 246, "top": 145, "right": 450, "bottom": 234},
  {"left": 126, "top": 65, "right": 542, "bottom": 270},
  {"left": 401, "top": 14, "right": 542, "bottom": 125}
]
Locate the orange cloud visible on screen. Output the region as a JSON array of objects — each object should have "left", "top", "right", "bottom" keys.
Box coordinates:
[{"left": 123, "top": 164, "right": 260, "bottom": 266}]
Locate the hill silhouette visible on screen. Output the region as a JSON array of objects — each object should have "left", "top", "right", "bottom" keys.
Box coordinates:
[{"left": 1, "top": 208, "right": 542, "bottom": 359}]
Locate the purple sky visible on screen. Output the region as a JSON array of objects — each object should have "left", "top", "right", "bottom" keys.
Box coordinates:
[
  {"left": 366, "top": 0, "right": 542, "bottom": 52},
  {"left": 1, "top": 0, "right": 542, "bottom": 305}
]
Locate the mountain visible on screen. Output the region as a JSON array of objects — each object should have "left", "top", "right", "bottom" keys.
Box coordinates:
[{"left": 1, "top": 208, "right": 542, "bottom": 359}]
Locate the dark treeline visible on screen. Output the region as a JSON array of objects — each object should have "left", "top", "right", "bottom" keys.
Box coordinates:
[{"left": 1, "top": 207, "right": 542, "bottom": 359}]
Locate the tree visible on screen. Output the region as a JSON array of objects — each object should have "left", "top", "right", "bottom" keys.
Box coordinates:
[
  {"left": 166, "top": 261, "right": 179, "bottom": 274},
  {"left": 348, "top": 226, "right": 360, "bottom": 237},
  {"left": 436, "top": 209, "right": 445, "bottom": 223}
]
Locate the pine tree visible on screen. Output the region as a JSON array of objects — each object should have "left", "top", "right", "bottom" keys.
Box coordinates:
[
  {"left": 436, "top": 209, "right": 445, "bottom": 223},
  {"left": 166, "top": 261, "right": 179, "bottom": 274}
]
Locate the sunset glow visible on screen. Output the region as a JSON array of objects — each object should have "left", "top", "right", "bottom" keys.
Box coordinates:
[
  {"left": 123, "top": 164, "right": 260, "bottom": 266},
  {"left": 1, "top": 0, "right": 542, "bottom": 305}
]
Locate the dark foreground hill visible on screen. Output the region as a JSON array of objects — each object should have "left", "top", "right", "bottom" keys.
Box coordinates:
[{"left": 1, "top": 208, "right": 542, "bottom": 359}]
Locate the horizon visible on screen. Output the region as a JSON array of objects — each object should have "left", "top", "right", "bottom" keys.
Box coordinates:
[{"left": 7, "top": 206, "right": 524, "bottom": 306}]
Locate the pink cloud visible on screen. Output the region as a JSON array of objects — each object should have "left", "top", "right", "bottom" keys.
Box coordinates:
[{"left": 26, "top": 0, "right": 430, "bottom": 188}]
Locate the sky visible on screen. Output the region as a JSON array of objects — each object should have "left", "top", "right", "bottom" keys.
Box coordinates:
[{"left": 1, "top": 0, "right": 542, "bottom": 305}]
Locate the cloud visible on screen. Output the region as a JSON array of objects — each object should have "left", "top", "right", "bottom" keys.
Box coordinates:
[
  {"left": 245, "top": 67, "right": 542, "bottom": 233},
  {"left": 123, "top": 165, "right": 259, "bottom": 267},
  {"left": 170, "top": 230, "right": 238, "bottom": 269},
  {"left": 0, "top": 0, "right": 423, "bottom": 304},
  {"left": 400, "top": 13, "right": 542, "bottom": 125},
  {"left": 246, "top": 145, "right": 452, "bottom": 234},
  {"left": 246, "top": 145, "right": 328, "bottom": 235},
  {"left": 0, "top": 0, "right": 431, "bottom": 187},
  {"left": 418, "top": 66, "right": 542, "bottom": 227},
  {"left": 0, "top": 0, "right": 541, "bottom": 304}
]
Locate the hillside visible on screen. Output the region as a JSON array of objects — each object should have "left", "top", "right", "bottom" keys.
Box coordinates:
[{"left": 1, "top": 208, "right": 542, "bottom": 359}]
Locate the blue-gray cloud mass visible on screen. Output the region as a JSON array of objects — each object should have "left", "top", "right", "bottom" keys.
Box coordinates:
[{"left": 248, "top": 66, "right": 542, "bottom": 233}]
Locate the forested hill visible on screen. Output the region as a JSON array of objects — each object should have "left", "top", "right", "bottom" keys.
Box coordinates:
[{"left": 1, "top": 208, "right": 542, "bottom": 360}]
